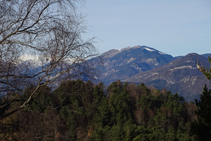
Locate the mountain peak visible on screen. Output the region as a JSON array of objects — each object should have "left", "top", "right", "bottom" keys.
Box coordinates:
[
  {"left": 101, "top": 45, "right": 171, "bottom": 61},
  {"left": 118, "top": 45, "right": 156, "bottom": 52},
  {"left": 142, "top": 46, "right": 156, "bottom": 52},
  {"left": 138, "top": 45, "right": 167, "bottom": 55},
  {"left": 186, "top": 53, "right": 200, "bottom": 56},
  {"left": 181, "top": 53, "right": 204, "bottom": 61}
]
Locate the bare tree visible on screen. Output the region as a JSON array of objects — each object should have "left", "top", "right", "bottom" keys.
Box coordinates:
[{"left": 0, "top": 0, "right": 98, "bottom": 119}]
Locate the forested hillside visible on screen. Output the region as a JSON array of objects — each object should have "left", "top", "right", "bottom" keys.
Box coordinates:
[{"left": 0, "top": 79, "right": 198, "bottom": 140}]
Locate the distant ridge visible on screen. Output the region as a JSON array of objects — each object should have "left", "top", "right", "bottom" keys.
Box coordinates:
[
  {"left": 124, "top": 53, "right": 211, "bottom": 101},
  {"left": 92, "top": 45, "right": 211, "bottom": 101}
]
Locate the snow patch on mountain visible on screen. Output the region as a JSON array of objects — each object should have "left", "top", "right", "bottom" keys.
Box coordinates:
[
  {"left": 169, "top": 65, "right": 196, "bottom": 71},
  {"left": 144, "top": 47, "right": 155, "bottom": 52},
  {"left": 144, "top": 72, "right": 159, "bottom": 80},
  {"left": 19, "top": 54, "right": 75, "bottom": 66},
  {"left": 18, "top": 54, "right": 45, "bottom": 66},
  {"left": 115, "top": 46, "right": 132, "bottom": 52},
  {"left": 20, "top": 54, "right": 40, "bottom": 62},
  {"left": 159, "top": 52, "right": 166, "bottom": 55},
  {"left": 165, "top": 78, "right": 175, "bottom": 84}
]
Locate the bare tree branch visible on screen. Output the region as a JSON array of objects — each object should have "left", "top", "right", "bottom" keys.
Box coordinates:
[{"left": 0, "top": 0, "right": 100, "bottom": 119}]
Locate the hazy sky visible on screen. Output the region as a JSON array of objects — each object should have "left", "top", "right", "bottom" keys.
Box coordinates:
[{"left": 80, "top": 0, "right": 211, "bottom": 56}]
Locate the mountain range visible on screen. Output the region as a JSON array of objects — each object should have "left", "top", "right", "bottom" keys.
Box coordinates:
[
  {"left": 18, "top": 45, "right": 210, "bottom": 101},
  {"left": 97, "top": 46, "right": 174, "bottom": 84},
  {"left": 95, "top": 45, "right": 211, "bottom": 101}
]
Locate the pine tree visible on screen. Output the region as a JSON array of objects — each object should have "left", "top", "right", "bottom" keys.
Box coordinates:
[
  {"left": 191, "top": 85, "right": 211, "bottom": 140},
  {"left": 197, "top": 56, "right": 211, "bottom": 80}
]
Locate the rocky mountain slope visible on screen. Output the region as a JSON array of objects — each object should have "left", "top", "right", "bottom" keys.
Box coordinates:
[
  {"left": 124, "top": 53, "right": 211, "bottom": 101},
  {"left": 97, "top": 45, "right": 174, "bottom": 84}
]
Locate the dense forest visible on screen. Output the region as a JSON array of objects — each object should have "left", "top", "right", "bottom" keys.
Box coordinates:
[{"left": 1, "top": 79, "right": 207, "bottom": 141}]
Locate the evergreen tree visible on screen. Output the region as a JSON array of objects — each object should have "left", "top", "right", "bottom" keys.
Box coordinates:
[
  {"left": 191, "top": 85, "right": 211, "bottom": 140},
  {"left": 203, "top": 56, "right": 211, "bottom": 80},
  {"left": 191, "top": 56, "right": 211, "bottom": 140},
  {"left": 197, "top": 56, "right": 211, "bottom": 80}
]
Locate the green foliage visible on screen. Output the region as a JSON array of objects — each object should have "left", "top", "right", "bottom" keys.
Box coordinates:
[
  {"left": 189, "top": 56, "right": 211, "bottom": 140},
  {"left": 205, "top": 56, "right": 211, "bottom": 80},
  {"left": 198, "top": 56, "right": 211, "bottom": 80},
  {"left": 191, "top": 85, "right": 211, "bottom": 140},
  {"left": 90, "top": 80, "right": 195, "bottom": 140},
  {"left": 0, "top": 79, "right": 197, "bottom": 140}
]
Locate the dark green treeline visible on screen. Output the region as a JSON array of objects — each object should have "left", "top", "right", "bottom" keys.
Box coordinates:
[{"left": 0, "top": 80, "right": 197, "bottom": 140}]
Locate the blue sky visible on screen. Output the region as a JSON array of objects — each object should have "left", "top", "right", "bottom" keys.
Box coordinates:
[{"left": 79, "top": 0, "right": 211, "bottom": 56}]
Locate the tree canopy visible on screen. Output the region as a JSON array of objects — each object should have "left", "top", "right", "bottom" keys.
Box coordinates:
[{"left": 0, "top": 80, "right": 197, "bottom": 140}]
